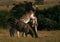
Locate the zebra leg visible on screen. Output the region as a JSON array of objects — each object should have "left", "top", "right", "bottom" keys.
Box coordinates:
[
  {"left": 24, "top": 24, "right": 38, "bottom": 38},
  {"left": 27, "top": 24, "right": 38, "bottom": 38},
  {"left": 35, "top": 26, "right": 37, "bottom": 33},
  {"left": 17, "top": 31, "right": 20, "bottom": 37},
  {"left": 29, "top": 30, "right": 35, "bottom": 38},
  {"left": 33, "top": 27, "right": 38, "bottom": 38},
  {"left": 9, "top": 28, "right": 15, "bottom": 37},
  {"left": 17, "top": 30, "right": 26, "bottom": 37},
  {"left": 22, "top": 32, "right": 26, "bottom": 37}
]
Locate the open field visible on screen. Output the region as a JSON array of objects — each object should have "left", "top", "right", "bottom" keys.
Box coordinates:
[
  {"left": 0, "top": 0, "right": 60, "bottom": 10},
  {"left": 0, "top": 29, "right": 60, "bottom": 42}
]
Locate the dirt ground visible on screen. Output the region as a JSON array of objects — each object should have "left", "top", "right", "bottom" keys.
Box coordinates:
[{"left": 0, "top": 29, "right": 60, "bottom": 42}]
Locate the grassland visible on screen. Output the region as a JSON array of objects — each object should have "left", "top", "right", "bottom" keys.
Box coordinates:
[{"left": 0, "top": 29, "right": 60, "bottom": 42}]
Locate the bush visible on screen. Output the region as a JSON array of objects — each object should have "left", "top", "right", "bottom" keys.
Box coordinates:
[
  {"left": 36, "top": 5, "right": 60, "bottom": 30},
  {"left": 0, "top": 10, "right": 11, "bottom": 29}
]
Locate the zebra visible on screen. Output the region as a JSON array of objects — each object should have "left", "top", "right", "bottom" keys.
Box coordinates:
[{"left": 8, "top": 18, "right": 38, "bottom": 38}]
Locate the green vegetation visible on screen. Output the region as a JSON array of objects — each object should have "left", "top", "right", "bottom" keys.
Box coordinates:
[
  {"left": 0, "top": 10, "right": 11, "bottom": 28},
  {"left": 36, "top": 5, "right": 60, "bottom": 30}
]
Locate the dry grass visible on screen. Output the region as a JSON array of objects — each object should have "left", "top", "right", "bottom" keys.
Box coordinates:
[{"left": 0, "top": 29, "right": 60, "bottom": 42}]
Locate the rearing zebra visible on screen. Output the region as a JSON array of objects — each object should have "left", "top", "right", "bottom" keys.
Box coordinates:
[{"left": 9, "top": 2, "right": 38, "bottom": 38}]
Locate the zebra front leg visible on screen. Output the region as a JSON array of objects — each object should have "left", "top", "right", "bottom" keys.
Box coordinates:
[
  {"left": 35, "top": 26, "right": 37, "bottom": 33},
  {"left": 17, "top": 31, "right": 26, "bottom": 37}
]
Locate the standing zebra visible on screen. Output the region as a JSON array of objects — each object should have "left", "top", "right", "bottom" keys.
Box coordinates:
[{"left": 8, "top": 18, "right": 38, "bottom": 38}]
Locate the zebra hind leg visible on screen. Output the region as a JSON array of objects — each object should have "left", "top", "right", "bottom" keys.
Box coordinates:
[{"left": 9, "top": 28, "right": 15, "bottom": 37}]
